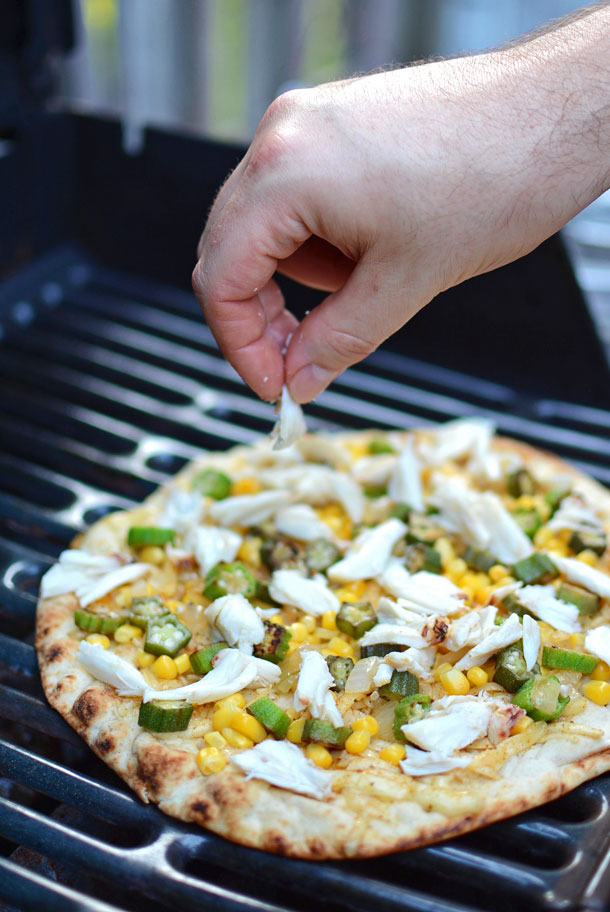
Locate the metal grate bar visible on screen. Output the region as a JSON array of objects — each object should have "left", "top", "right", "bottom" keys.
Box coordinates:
[
  {"left": 0, "top": 634, "right": 38, "bottom": 676},
  {"left": 0, "top": 690, "right": 82, "bottom": 744},
  {"left": 0, "top": 856, "right": 127, "bottom": 912}
]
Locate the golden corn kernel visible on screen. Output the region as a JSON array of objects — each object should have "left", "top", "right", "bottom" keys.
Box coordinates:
[
  {"left": 85, "top": 634, "right": 110, "bottom": 648},
  {"left": 440, "top": 668, "right": 470, "bottom": 696},
  {"left": 113, "top": 623, "right": 141, "bottom": 644},
  {"left": 512, "top": 715, "right": 534, "bottom": 735},
  {"left": 592, "top": 660, "right": 610, "bottom": 682},
  {"left": 215, "top": 693, "right": 246, "bottom": 710},
  {"left": 174, "top": 653, "right": 192, "bottom": 675},
  {"left": 474, "top": 584, "right": 492, "bottom": 605},
  {"left": 482, "top": 660, "right": 496, "bottom": 679},
  {"left": 345, "top": 730, "right": 371, "bottom": 754},
  {"left": 352, "top": 715, "right": 379, "bottom": 736},
  {"left": 576, "top": 549, "right": 598, "bottom": 566},
  {"left": 287, "top": 719, "right": 306, "bottom": 744},
  {"left": 546, "top": 538, "right": 568, "bottom": 557},
  {"left": 231, "top": 711, "right": 267, "bottom": 744},
  {"left": 434, "top": 662, "right": 453, "bottom": 682},
  {"left": 232, "top": 476, "right": 262, "bottom": 495},
  {"left": 534, "top": 526, "right": 555, "bottom": 548},
  {"left": 321, "top": 610, "right": 338, "bottom": 630},
  {"left": 582, "top": 680, "right": 610, "bottom": 706},
  {"left": 326, "top": 637, "right": 355, "bottom": 658},
  {"left": 145, "top": 583, "right": 155, "bottom": 596},
  {"left": 447, "top": 558, "right": 467, "bottom": 577},
  {"left": 204, "top": 731, "right": 227, "bottom": 749},
  {"left": 346, "top": 441, "right": 368, "bottom": 461},
  {"left": 166, "top": 599, "right": 180, "bottom": 614},
  {"left": 305, "top": 743, "right": 332, "bottom": 769},
  {"left": 221, "top": 727, "right": 254, "bottom": 750},
  {"left": 380, "top": 744, "right": 406, "bottom": 765},
  {"left": 488, "top": 564, "right": 508, "bottom": 583},
  {"left": 269, "top": 614, "right": 283, "bottom": 625},
  {"left": 459, "top": 571, "right": 479, "bottom": 589},
  {"left": 286, "top": 640, "right": 299, "bottom": 654},
  {"left": 516, "top": 494, "right": 537, "bottom": 510},
  {"left": 213, "top": 706, "right": 240, "bottom": 731},
  {"left": 301, "top": 615, "right": 317, "bottom": 634},
  {"left": 196, "top": 747, "right": 227, "bottom": 775},
  {"left": 433, "top": 536, "right": 455, "bottom": 569},
  {"left": 237, "top": 537, "right": 262, "bottom": 568},
  {"left": 135, "top": 648, "right": 155, "bottom": 668},
  {"left": 289, "top": 622, "right": 308, "bottom": 642},
  {"left": 466, "top": 666, "right": 489, "bottom": 687},
  {"left": 461, "top": 585, "right": 475, "bottom": 602},
  {"left": 569, "top": 632, "right": 585, "bottom": 650},
  {"left": 114, "top": 586, "right": 132, "bottom": 608},
  {"left": 558, "top": 529, "right": 572, "bottom": 544},
  {"left": 151, "top": 655, "right": 178, "bottom": 679},
  {"left": 139, "top": 545, "right": 166, "bottom": 565}
]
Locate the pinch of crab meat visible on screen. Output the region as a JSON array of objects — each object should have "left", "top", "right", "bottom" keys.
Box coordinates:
[
  {"left": 585, "top": 626, "right": 610, "bottom": 667},
  {"left": 271, "top": 385, "right": 307, "bottom": 451},
  {"left": 358, "top": 622, "right": 428, "bottom": 650},
  {"left": 400, "top": 747, "right": 473, "bottom": 776},
  {"left": 402, "top": 697, "right": 491, "bottom": 754},
  {"left": 417, "top": 417, "right": 499, "bottom": 476},
  {"left": 274, "top": 504, "right": 335, "bottom": 542},
  {"left": 268, "top": 569, "right": 340, "bottom": 616},
  {"left": 454, "top": 612, "right": 523, "bottom": 671},
  {"left": 208, "top": 490, "right": 291, "bottom": 527},
  {"left": 373, "top": 662, "right": 394, "bottom": 687},
  {"left": 376, "top": 596, "right": 433, "bottom": 628},
  {"left": 160, "top": 487, "right": 204, "bottom": 534},
  {"left": 298, "top": 434, "right": 351, "bottom": 470},
  {"left": 351, "top": 454, "right": 397, "bottom": 487},
  {"left": 205, "top": 594, "right": 265, "bottom": 654},
  {"left": 387, "top": 437, "right": 425, "bottom": 512},
  {"left": 194, "top": 526, "right": 242, "bottom": 576},
  {"left": 552, "top": 556, "right": 610, "bottom": 599},
  {"left": 259, "top": 465, "right": 365, "bottom": 523},
  {"left": 547, "top": 495, "right": 604, "bottom": 535},
  {"left": 444, "top": 605, "right": 498, "bottom": 651},
  {"left": 522, "top": 614, "right": 541, "bottom": 671},
  {"left": 384, "top": 646, "right": 436, "bottom": 682},
  {"left": 41, "top": 549, "right": 150, "bottom": 607},
  {"left": 517, "top": 584, "right": 582, "bottom": 633},
  {"left": 377, "top": 561, "right": 466, "bottom": 615},
  {"left": 488, "top": 580, "right": 523, "bottom": 605},
  {"left": 486, "top": 700, "right": 526, "bottom": 746},
  {"left": 294, "top": 650, "right": 343, "bottom": 727},
  {"left": 142, "top": 648, "right": 280, "bottom": 704},
  {"left": 77, "top": 641, "right": 148, "bottom": 695},
  {"left": 231, "top": 740, "right": 331, "bottom": 799},
  {"left": 327, "top": 519, "right": 407, "bottom": 583}
]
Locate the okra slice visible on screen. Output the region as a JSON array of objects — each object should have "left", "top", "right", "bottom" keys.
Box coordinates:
[
  {"left": 463, "top": 545, "right": 498, "bottom": 573},
  {"left": 336, "top": 601, "right": 377, "bottom": 640},
  {"left": 406, "top": 513, "right": 446, "bottom": 546},
  {"left": 129, "top": 594, "right": 168, "bottom": 629},
  {"left": 512, "top": 553, "right": 558, "bottom": 585},
  {"left": 544, "top": 484, "right": 571, "bottom": 514},
  {"left": 512, "top": 674, "right": 569, "bottom": 722},
  {"left": 203, "top": 561, "right": 258, "bottom": 601},
  {"left": 507, "top": 468, "right": 536, "bottom": 498},
  {"left": 512, "top": 508, "right": 542, "bottom": 539},
  {"left": 404, "top": 543, "right": 442, "bottom": 575},
  {"left": 74, "top": 609, "right": 126, "bottom": 635},
  {"left": 326, "top": 655, "right": 354, "bottom": 691},
  {"left": 391, "top": 503, "right": 412, "bottom": 522},
  {"left": 393, "top": 694, "right": 431, "bottom": 742},
  {"left": 379, "top": 669, "right": 418, "bottom": 701},
  {"left": 557, "top": 582, "right": 600, "bottom": 617},
  {"left": 304, "top": 538, "right": 341, "bottom": 573},
  {"left": 569, "top": 528, "right": 607, "bottom": 557},
  {"left": 127, "top": 526, "right": 175, "bottom": 547},
  {"left": 138, "top": 699, "right": 193, "bottom": 732},
  {"left": 363, "top": 485, "right": 387, "bottom": 499},
  {"left": 541, "top": 645, "right": 597, "bottom": 674},
  {"left": 192, "top": 468, "right": 231, "bottom": 500},
  {"left": 368, "top": 438, "right": 395, "bottom": 455},
  {"left": 260, "top": 536, "right": 303, "bottom": 571},
  {"left": 302, "top": 719, "right": 352, "bottom": 749},
  {"left": 144, "top": 614, "right": 192, "bottom": 657},
  {"left": 189, "top": 642, "right": 229, "bottom": 674},
  {"left": 253, "top": 621, "right": 291, "bottom": 664},
  {"left": 360, "top": 643, "right": 401, "bottom": 659},
  {"left": 493, "top": 644, "right": 534, "bottom": 693},
  {"left": 247, "top": 697, "right": 291, "bottom": 739}
]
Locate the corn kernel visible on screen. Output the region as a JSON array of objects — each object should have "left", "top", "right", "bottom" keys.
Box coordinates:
[
  {"left": 512, "top": 715, "right": 534, "bottom": 735},
  {"left": 546, "top": 538, "right": 568, "bottom": 557},
  {"left": 434, "top": 662, "right": 453, "bottom": 682},
  {"left": 301, "top": 615, "right": 317, "bottom": 634},
  {"left": 166, "top": 599, "right": 180, "bottom": 614},
  {"left": 237, "top": 537, "right": 262, "bottom": 568},
  {"left": 139, "top": 545, "right": 166, "bottom": 565},
  {"left": 534, "top": 526, "right": 555, "bottom": 548},
  {"left": 221, "top": 727, "right": 254, "bottom": 749},
  {"left": 460, "top": 571, "right": 479, "bottom": 589},
  {"left": 231, "top": 711, "right": 267, "bottom": 743},
  {"left": 434, "top": 536, "right": 455, "bottom": 569},
  {"left": 232, "top": 476, "right": 262, "bottom": 495},
  {"left": 196, "top": 747, "right": 227, "bottom": 775},
  {"left": 345, "top": 730, "right": 371, "bottom": 754},
  {"left": 289, "top": 622, "right": 308, "bottom": 642},
  {"left": 204, "top": 731, "right": 227, "bottom": 749},
  {"left": 380, "top": 744, "right": 406, "bottom": 765},
  {"left": 488, "top": 564, "right": 509, "bottom": 583},
  {"left": 352, "top": 715, "right": 379, "bottom": 736},
  {"left": 114, "top": 586, "right": 132, "bottom": 608},
  {"left": 287, "top": 719, "right": 305, "bottom": 743},
  {"left": 114, "top": 623, "right": 141, "bottom": 644},
  {"left": 447, "top": 558, "right": 467, "bottom": 577},
  {"left": 321, "top": 610, "right": 338, "bottom": 630},
  {"left": 461, "top": 585, "right": 475, "bottom": 602},
  {"left": 569, "top": 632, "right": 585, "bottom": 650},
  {"left": 85, "top": 634, "right": 110, "bottom": 648},
  {"left": 305, "top": 743, "right": 332, "bottom": 769},
  {"left": 576, "top": 549, "right": 598, "bottom": 566},
  {"left": 592, "top": 660, "right": 610, "bottom": 682},
  {"left": 346, "top": 441, "right": 368, "bottom": 460},
  {"left": 516, "top": 494, "right": 537, "bottom": 510},
  {"left": 213, "top": 706, "right": 240, "bottom": 731},
  {"left": 174, "top": 653, "right": 192, "bottom": 675},
  {"left": 215, "top": 693, "right": 246, "bottom": 710},
  {"left": 269, "top": 614, "right": 283, "bottom": 625},
  {"left": 151, "top": 655, "right": 178, "bottom": 679},
  {"left": 326, "top": 637, "right": 355, "bottom": 658},
  {"left": 467, "top": 666, "right": 489, "bottom": 687},
  {"left": 440, "top": 668, "right": 470, "bottom": 695},
  {"left": 582, "top": 680, "right": 610, "bottom": 706},
  {"left": 135, "top": 648, "right": 155, "bottom": 668}
]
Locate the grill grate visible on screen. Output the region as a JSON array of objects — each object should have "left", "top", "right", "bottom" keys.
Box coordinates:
[{"left": 4, "top": 246, "right": 610, "bottom": 912}]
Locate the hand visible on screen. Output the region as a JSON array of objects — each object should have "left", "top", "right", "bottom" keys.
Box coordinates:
[{"left": 193, "top": 6, "right": 610, "bottom": 403}]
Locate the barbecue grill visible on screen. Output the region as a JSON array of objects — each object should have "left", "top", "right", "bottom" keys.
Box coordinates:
[{"left": 4, "top": 5, "right": 610, "bottom": 912}]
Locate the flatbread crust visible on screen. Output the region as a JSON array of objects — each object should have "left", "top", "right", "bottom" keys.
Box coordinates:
[{"left": 36, "top": 430, "right": 610, "bottom": 859}]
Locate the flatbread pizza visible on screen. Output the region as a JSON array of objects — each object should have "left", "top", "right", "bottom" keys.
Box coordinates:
[{"left": 36, "top": 418, "right": 610, "bottom": 858}]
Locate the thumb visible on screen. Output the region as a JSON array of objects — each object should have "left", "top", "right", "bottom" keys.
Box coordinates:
[{"left": 285, "top": 257, "right": 431, "bottom": 403}]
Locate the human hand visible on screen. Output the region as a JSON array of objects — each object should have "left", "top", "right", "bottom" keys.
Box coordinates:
[{"left": 193, "top": 7, "right": 610, "bottom": 403}]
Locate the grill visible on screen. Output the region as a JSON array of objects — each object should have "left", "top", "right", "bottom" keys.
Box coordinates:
[{"left": 4, "top": 9, "right": 610, "bottom": 911}]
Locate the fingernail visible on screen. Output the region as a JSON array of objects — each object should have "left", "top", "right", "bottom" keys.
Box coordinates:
[{"left": 288, "top": 364, "right": 335, "bottom": 403}]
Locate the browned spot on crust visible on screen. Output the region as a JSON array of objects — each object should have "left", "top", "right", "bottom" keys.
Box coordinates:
[
  {"left": 46, "top": 644, "right": 64, "bottom": 663},
  {"left": 40, "top": 626, "right": 50, "bottom": 637},
  {"left": 137, "top": 741, "right": 194, "bottom": 801},
  {"left": 73, "top": 688, "right": 101, "bottom": 726},
  {"left": 306, "top": 837, "right": 328, "bottom": 858},
  {"left": 96, "top": 735, "right": 115, "bottom": 754},
  {"left": 190, "top": 798, "right": 216, "bottom": 823},
  {"left": 264, "top": 831, "right": 290, "bottom": 855},
  {"left": 54, "top": 674, "right": 76, "bottom": 696}
]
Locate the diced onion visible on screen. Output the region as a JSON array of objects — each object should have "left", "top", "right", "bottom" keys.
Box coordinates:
[
  {"left": 344, "top": 657, "right": 381, "bottom": 694},
  {"left": 531, "top": 676, "right": 560, "bottom": 715},
  {"left": 371, "top": 699, "right": 397, "bottom": 741}
]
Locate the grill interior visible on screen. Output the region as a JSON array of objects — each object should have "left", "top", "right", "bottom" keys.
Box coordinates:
[{"left": 3, "top": 243, "right": 610, "bottom": 912}]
